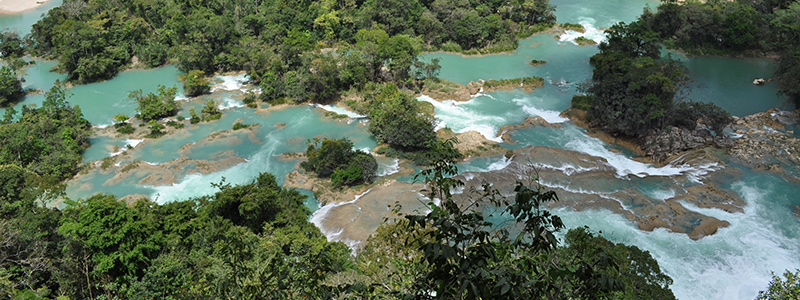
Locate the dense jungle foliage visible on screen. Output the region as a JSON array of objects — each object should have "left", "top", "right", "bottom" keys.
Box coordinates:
[
  {"left": 1, "top": 149, "right": 680, "bottom": 299},
  {"left": 301, "top": 138, "right": 378, "bottom": 187},
  {"left": 0, "top": 86, "right": 91, "bottom": 180},
  {"left": 642, "top": 0, "right": 800, "bottom": 106},
  {"left": 0, "top": 66, "right": 24, "bottom": 107},
  {"left": 26, "top": 0, "right": 554, "bottom": 86},
  {"left": 582, "top": 20, "right": 732, "bottom": 139}
]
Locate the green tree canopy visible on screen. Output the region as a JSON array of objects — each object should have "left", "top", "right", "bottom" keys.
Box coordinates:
[
  {"left": 0, "top": 85, "right": 91, "bottom": 180},
  {"left": 0, "top": 66, "right": 24, "bottom": 107},
  {"left": 130, "top": 85, "right": 179, "bottom": 121}
]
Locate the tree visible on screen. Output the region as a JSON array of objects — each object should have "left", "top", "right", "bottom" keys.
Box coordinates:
[
  {"left": 301, "top": 138, "right": 377, "bottom": 187},
  {"left": 147, "top": 120, "right": 165, "bottom": 137},
  {"left": 179, "top": 70, "right": 211, "bottom": 97},
  {"left": 562, "top": 227, "right": 676, "bottom": 299},
  {"left": 585, "top": 21, "right": 733, "bottom": 139},
  {"left": 721, "top": 2, "right": 763, "bottom": 50},
  {"left": 756, "top": 269, "right": 800, "bottom": 300},
  {"left": 776, "top": 49, "right": 800, "bottom": 107},
  {"left": 0, "top": 30, "right": 25, "bottom": 58},
  {"left": 200, "top": 100, "right": 221, "bottom": 121},
  {"left": 130, "top": 85, "right": 179, "bottom": 121},
  {"left": 388, "top": 145, "right": 674, "bottom": 299},
  {"left": 0, "top": 85, "right": 91, "bottom": 180},
  {"left": 0, "top": 66, "right": 24, "bottom": 107},
  {"left": 58, "top": 195, "right": 163, "bottom": 288},
  {"left": 365, "top": 83, "right": 437, "bottom": 151},
  {"left": 178, "top": 70, "right": 211, "bottom": 97}
]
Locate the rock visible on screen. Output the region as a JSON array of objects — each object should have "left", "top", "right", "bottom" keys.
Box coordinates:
[
  {"left": 437, "top": 129, "right": 508, "bottom": 158},
  {"left": 689, "top": 218, "right": 730, "bottom": 240},
  {"left": 670, "top": 185, "right": 745, "bottom": 213},
  {"left": 498, "top": 116, "right": 562, "bottom": 143},
  {"left": 644, "top": 126, "right": 726, "bottom": 161},
  {"left": 729, "top": 109, "right": 800, "bottom": 175}
]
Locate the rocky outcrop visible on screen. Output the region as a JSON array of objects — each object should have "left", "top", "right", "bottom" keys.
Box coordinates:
[
  {"left": 421, "top": 80, "right": 482, "bottom": 102},
  {"left": 644, "top": 126, "right": 734, "bottom": 161},
  {"left": 305, "top": 144, "right": 745, "bottom": 247},
  {"left": 448, "top": 145, "right": 742, "bottom": 240},
  {"left": 728, "top": 108, "right": 800, "bottom": 172},
  {"left": 498, "top": 116, "right": 562, "bottom": 143},
  {"left": 435, "top": 129, "right": 509, "bottom": 158}
]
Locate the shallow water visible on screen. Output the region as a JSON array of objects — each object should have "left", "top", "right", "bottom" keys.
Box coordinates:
[{"left": 3, "top": 1, "right": 799, "bottom": 299}]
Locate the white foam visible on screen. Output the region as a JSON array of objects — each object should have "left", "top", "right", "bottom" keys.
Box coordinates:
[
  {"left": 486, "top": 155, "right": 513, "bottom": 171},
  {"left": 559, "top": 18, "right": 607, "bottom": 45},
  {"left": 217, "top": 97, "right": 245, "bottom": 110},
  {"left": 561, "top": 126, "right": 709, "bottom": 178},
  {"left": 418, "top": 94, "right": 504, "bottom": 142},
  {"left": 310, "top": 103, "right": 367, "bottom": 119},
  {"left": 522, "top": 105, "right": 569, "bottom": 124},
  {"left": 210, "top": 73, "right": 250, "bottom": 92},
  {"left": 377, "top": 158, "right": 400, "bottom": 177},
  {"left": 552, "top": 178, "right": 800, "bottom": 300},
  {"left": 646, "top": 189, "right": 677, "bottom": 201},
  {"left": 532, "top": 162, "right": 598, "bottom": 176},
  {"left": 110, "top": 139, "right": 144, "bottom": 156}
]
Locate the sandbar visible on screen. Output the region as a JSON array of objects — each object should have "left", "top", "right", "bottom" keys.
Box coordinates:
[{"left": 0, "top": 0, "right": 48, "bottom": 14}]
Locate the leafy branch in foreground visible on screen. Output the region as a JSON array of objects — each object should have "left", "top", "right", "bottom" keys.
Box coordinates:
[
  {"left": 377, "top": 138, "right": 671, "bottom": 299},
  {"left": 756, "top": 269, "right": 800, "bottom": 300}
]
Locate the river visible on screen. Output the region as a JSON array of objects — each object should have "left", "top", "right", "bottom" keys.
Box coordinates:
[{"left": 2, "top": 0, "right": 799, "bottom": 299}]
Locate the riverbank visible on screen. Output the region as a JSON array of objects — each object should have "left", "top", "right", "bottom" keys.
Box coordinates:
[{"left": 0, "top": 0, "right": 47, "bottom": 14}]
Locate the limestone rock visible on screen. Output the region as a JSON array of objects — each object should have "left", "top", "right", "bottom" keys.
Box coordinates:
[{"left": 644, "top": 126, "right": 731, "bottom": 161}]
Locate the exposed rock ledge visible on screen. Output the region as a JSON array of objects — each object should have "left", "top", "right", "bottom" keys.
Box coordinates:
[
  {"left": 300, "top": 145, "right": 744, "bottom": 247},
  {"left": 728, "top": 108, "right": 800, "bottom": 174},
  {"left": 644, "top": 126, "right": 734, "bottom": 161},
  {"left": 560, "top": 108, "right": 733, "bottom": 162},
  {"left": 450, "top": 146, "right": 744, "bottom": 240}
]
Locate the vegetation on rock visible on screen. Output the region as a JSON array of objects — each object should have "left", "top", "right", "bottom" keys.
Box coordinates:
[
  {"left": 301, "top": 138, "right": 377, "bottom": 187},
  {"left": 179, "top": 70, "right": 211, "bottom": 97},
  {"left": 582, "top": 20, "right": 732, "bottom": 144},
  {"left": 0, "top": 66, "right": 24, "bottom": 107},
  {"left": 130, "top": 85, "right": 179, "bottom": 121}
]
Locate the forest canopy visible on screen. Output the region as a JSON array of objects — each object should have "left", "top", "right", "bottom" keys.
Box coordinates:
[
  {"left": 27, "top": 0, "right": 555, "bottom": 85},
  {"left": 0, "top": 86, "right": 91, "bottom": 180},
  {"left": 642, "top": 0, "right": 800, "bottom": 106}
]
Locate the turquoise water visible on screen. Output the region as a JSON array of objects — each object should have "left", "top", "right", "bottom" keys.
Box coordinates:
[
  {"left": 4, "top": 1, "right": 799, "bottom": 299},
  {"left": 0, "top": 0, "right": 62, "bottom": 35},
  {"left": 1, "top": 62, "right": 182, "bottom": 125}
]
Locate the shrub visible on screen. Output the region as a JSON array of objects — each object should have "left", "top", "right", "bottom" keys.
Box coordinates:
[
  {"left": 301, "top": 138, "right": 377, "bottom": 187},
  {"left": 179, "top": 70, "right": 210, "bottom": 97},
  {"left": 116, "top": 123, "right": 135, "bottom": 134},
  {"left": 571, "top": 95, "right": 593, "bottom": 111},
  {"left": 232, "top": 122, "right": 250, "bottom": 130},
  {"left": 131, "top": 85, "right": 179, "bottom": 121}
]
